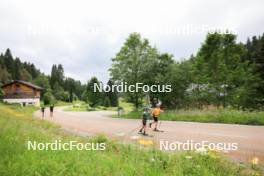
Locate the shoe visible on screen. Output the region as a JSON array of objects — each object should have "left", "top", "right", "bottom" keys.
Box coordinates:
[
  {"left": 154, "top": 128, "right": 158, "bottom": 131},
  {"left": 142, "top": 132, "right": 148, "bottom": 136},
  {"left": 138, "top": 130, "right": 142, "bottom": 134}
]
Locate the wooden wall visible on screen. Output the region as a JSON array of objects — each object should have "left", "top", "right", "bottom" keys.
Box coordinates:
[{"left": 2, "top": 83, "right": 40, "bottom": 97}]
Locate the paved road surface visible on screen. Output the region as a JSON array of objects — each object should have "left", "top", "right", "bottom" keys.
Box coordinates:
[{"left": 34, "top": 106, "right": 264, "bottom": 163}]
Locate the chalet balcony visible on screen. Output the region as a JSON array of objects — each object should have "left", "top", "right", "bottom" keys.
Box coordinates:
[{"left": 3, "top": 92, "right": 40, "bottom": 99}]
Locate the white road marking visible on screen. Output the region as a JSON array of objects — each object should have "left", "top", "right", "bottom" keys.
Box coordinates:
[
  {"left": 130, "top": 135, "right": 140, "bottom": 140},
  {"left": 115, "top": 132, "right": 125, "bottom": 136}
]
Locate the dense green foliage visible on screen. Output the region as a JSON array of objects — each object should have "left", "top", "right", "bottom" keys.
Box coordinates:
[
  {"left": 0, "top": 49, "right": 118, "bottom": 107},
  {"left": 85, "top": 77, "right": 104, "bottom": 107},
  {"left": 81, "top": 77, "right": 118, "bottom": 107},
  {"left": 243, "top": 35, "right": 264, "bottom": 107},
  {"left": 110, "top": 32, "right": 264, "bottom": 110},
  {"left": 1, "top": 32, "right": 264, "bottom": 110},
  {"left": 0, "top": 49, "right": 85, "bottom": 103},
  {"left": 105, "top": 80, "right": 118, "bottom": 107},
  {"left": 0, "top": 88, "right": 3, "bottom": 99},
  {"left": 110, "top": 33, "right": 172, "bottom": 108},
  {"left": 191, "top": 33, "right": 260, "bottom": 109},
  {"left": 43, "top": 90, "right": 56, "bottom": 105},
  {"left": 0, "top": 104, "right": 259, "bottom": 176},
  {"left": 0, "top": 49, "right": 38, "bottom": 82}
]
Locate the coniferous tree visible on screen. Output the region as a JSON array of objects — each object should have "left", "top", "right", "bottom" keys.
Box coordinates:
[
  {"left": 86, "top": 77, "right": 103, "bottom": 107},
  {"left": 105, "top": 80, "right": 118, "bottom": 107},
  {"left": 3, "top": 48, "right": 14, "bottom": 75},
  {"left": 193, "top": 33, "right": 260, "bottom": 109},
  {"left": 0, "top": 49, "right": 85, "bottom": 102}
]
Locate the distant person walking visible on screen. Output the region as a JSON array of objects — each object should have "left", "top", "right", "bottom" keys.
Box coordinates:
[
  {"left": 41, "top": 106, "right": 45, "bottom": 118},
  {"left": 50, "top": 105, "right": 54, "bottom": 118},
  {"left": 149, "top": 103, "right": 162, "bottom": 131}
]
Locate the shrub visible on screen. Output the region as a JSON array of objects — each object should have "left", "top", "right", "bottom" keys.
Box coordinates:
[
  {"left": 103, "top": 97, "right": 111, "bottom": 107},
  {"left": 43, "top": 91, "right": 56, "bottom": 105}
]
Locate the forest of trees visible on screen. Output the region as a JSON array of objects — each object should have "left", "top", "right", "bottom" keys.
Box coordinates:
[
  {"left": 110, "top": 32, "right": 264, "bottom": 110},
  {"left": 81, "top": 77, "right": 118, "bottom": 107},
  {"left": 1, "top": 32, "right": 263, "bottom": 110},
  {"left": 0, "top": 49, "right": 84, "bottom": 104},
  {"left": 0, "top": 48, "right": 118, "bottom": 107}
]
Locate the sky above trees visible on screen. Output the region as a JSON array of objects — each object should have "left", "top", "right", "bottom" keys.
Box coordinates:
[{"left": 0, "top": 0, "right": 263, "bottom": 83}]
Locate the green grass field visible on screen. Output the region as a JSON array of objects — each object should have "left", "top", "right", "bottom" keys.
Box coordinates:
[
  {"left": 64, "top": 103, "right": 118, "bottom": 112},
  {"left": 0, "top": 104, "right": 261, "bottom": 175},
  {"left": 115, "top": 109, "right": 264, "bottom": 125},
  {"left": 64, "top": 98, "right": 134, "bottom": 112}
]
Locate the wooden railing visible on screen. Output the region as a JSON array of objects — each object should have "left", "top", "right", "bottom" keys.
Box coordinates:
[{"left": 3, "top": 92, "right": 40, "bottom": 99}]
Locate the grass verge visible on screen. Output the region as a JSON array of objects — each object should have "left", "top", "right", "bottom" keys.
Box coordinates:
[
  {"left": 0, "top": 104, "right": 261, "bottom": 175},
  {"left": 64, "top": 104, "right": 117, "bottom": 112},
  {"left": 113, "top": 109, "right": 264, "bottom": 125},
  {"left": 64, "top": 98, "right": 133, "bottom": 112}
]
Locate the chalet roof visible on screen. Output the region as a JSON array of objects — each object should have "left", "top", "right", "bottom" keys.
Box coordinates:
[{"left": 1, "top": 80, "right": 43, "bottom": 90}]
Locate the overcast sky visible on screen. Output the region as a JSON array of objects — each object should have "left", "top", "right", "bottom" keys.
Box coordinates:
[{"left": 0, "top": 0, "right": 263, "bottom": 83}]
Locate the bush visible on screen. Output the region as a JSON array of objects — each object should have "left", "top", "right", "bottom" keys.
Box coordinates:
[
  {"left": 86, "top": 104, "right": 96, "bottom": 111},
  {"left": 0, "top": 88, "right": 3, "bottom": 101},
  {"left": 103, "top": 97, "right": 111, "bottom": 107},
  {"left": 43, "top": 91, "right": 56, "bottom": 105},
  {"left": 54, "top": 90, "right": 70, "bottom": 102}
]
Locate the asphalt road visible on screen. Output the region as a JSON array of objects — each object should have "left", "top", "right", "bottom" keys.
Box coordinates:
[{"left": 34, "top": 106, "right": 264, "bottom": 163}]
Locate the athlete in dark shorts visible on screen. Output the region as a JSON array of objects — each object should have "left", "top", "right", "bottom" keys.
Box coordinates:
[
  {"left": 153, "top": 116, "right": 158, "bottom": 122},
  {"left": 149, "top": 104, "right": 162, "bottom": 131},
  {"left": 50, "top": 105, "right": 54, "bottom": 117},
  {"left": 139, "top": 107, "right": 150, "bottom": 135},
  {"left": 41, "top": 106, "right": 45, "bottom": 118}
]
